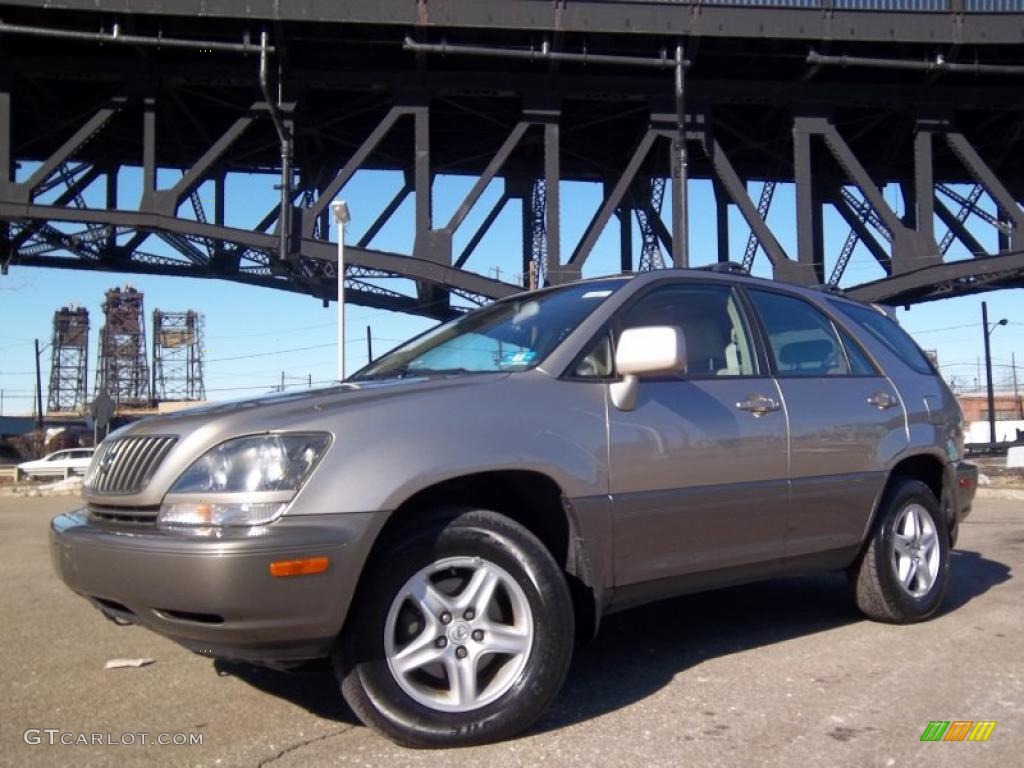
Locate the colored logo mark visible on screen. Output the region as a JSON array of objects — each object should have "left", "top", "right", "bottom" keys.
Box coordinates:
[{"left": 920, "top": 721, "right": 996, "bottom": 742}]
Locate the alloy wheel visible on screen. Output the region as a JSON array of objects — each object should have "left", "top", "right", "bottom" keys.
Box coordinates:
[{"left": 384, "top": 556, "right": 534, "bottom": 713}]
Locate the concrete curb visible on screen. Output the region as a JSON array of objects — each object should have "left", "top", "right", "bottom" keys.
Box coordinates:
[
  {"left": 976, "top": 487, "right": 1024, "bottom": 501},
  {"left": 0, "top": 483, "right": 83, "bottom": 499}
]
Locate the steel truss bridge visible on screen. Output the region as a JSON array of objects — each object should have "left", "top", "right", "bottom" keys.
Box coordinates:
[{"left": 0, "top": 0, "right": 1023, "bottom": 320}]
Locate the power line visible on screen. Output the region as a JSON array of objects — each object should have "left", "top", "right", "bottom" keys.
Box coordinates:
[
  {"left": 909, "top": 322, "right": 978, "bottom": 335},
  {"left": 206, "top": 321, "right": 336, "bottom": 340},
  {"left": 203, "top": 342, "right": 335, "bottom": 363},
  {"left": 202, "top": 336, "right": 408, "bottom": 365}
]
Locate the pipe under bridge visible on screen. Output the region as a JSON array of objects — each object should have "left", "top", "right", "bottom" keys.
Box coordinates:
[{"left": 0, "top": 0, "right": 1023, "bottom": 318}]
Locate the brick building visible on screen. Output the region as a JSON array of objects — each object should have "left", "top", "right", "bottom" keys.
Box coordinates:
[{"left": 957, "top": 392, "right": 1024, "bottom": 423}]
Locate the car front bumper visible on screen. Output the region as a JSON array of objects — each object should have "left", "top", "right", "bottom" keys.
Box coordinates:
[{"left": 50, "top": 508, "right": 383, "bottom": 663}]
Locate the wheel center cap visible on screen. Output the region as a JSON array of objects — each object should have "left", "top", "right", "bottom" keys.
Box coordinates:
[{"left": 448, "top": 621, "right": 471, "bottom": 644}]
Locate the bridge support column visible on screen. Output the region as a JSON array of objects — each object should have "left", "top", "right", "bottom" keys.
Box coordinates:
[
  {"left": 142, "top": 95, "right": 157, "bottom": 211},
  {"left": 0, "top": 84, "right": 9, "bottom": 272},
  {"left": 544, "top": 117, "right": 561, "bottom": 284},
  {"left": 713, "top": 179, "right": 729, "bottom": 263},
  {"left": 793, "top": 121, "right": 824, "bottom": 283},
  {"left": 913, "top": 126, "right": 936, "bottom": 245}
]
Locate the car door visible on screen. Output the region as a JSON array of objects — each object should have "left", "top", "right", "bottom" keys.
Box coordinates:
[
  {"left": 605, "top": 281, "right": 790, "bottom": 587},
  {"left": 746, "top": 288, "right": 908, "bottom": 558}
]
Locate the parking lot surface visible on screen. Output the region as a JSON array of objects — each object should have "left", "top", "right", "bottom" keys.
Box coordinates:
[{"left": 1, "top": 495, "right": 1020, "bottom": 767}]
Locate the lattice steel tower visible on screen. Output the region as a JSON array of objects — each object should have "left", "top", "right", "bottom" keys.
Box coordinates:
[
  {"left": 95, "top": 286, "right": 150, "bottom": 408},
  {"left": 46, "top": 305, "right": 89, "bottom": 413},
  {"left": 152, "top": 310, "right": 206, "bottom": 402}
]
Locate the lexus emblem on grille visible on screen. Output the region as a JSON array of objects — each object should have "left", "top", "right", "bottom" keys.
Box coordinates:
[{"left": 98, "top": 447, "right": 117, "bottom": 475}]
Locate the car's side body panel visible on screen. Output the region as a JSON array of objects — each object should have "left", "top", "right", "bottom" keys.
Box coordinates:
[
  {"left": 775, "top": 375, "right": 907, "bottom": 557},
  {"left": 607, "top": 377, "right": 789, "bottom": 586}
]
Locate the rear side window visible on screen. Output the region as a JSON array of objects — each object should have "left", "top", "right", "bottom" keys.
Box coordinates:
[
  {"left": 831, "top": 301, "right": 934, "bottom": 375},
  {"left": 749, "top": 289, "right": 850, "bottom": 377}
]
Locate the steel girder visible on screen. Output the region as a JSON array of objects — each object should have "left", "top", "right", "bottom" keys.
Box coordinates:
[
  {"left": 1, "top": 13, "right": 1023, "bottom": 310},
  {"left": 2, "top": 0, "right": 1022, "bottom": 45}
]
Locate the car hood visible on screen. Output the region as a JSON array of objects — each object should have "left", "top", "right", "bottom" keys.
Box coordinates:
[
  {"left": 123, "top": 373, "right": 510, "bottom": 437},
  {"left": 84, "top": 373, "right": 512, "bottom": 507}
]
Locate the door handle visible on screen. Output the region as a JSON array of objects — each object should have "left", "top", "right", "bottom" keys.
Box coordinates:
[
  {"left": 867, "top": 391, "right": 897, "bottom": 410},
  {"left": 736, "top": 393, "right": 780, "bottom": 416}
]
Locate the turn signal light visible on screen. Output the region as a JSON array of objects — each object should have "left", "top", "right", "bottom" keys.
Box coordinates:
[{"left": 269, "top": 556, "right": 329, "bottom": 577}]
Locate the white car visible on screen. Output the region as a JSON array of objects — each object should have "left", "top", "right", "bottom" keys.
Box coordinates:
[{"left": 17, "top": 448, "right": 94, "bottom": 479}]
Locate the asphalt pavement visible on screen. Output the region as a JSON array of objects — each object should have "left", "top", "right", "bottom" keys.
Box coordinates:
[{"left": 1, "top": 495, "right": 1020, "bottom": 767}]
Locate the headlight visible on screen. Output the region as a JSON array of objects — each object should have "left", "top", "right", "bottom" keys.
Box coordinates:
[{"left": 158, "top": 433, "right": 331, "bottom": 528}]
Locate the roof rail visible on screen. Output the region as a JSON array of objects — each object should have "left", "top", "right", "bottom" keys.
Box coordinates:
[{"left": 697, "top": 262, "right": 749, "bottom": 275}]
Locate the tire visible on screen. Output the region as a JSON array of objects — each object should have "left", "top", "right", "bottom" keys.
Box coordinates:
[
  {"left": 850, "top": 477, "right": 950, "bottom": 623},
  {"left": 334, "top": 508, "right": 575, "bottom": 748}
]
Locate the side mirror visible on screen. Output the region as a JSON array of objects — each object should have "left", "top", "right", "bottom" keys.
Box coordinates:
[{"left": 609, "top": 326, "right": 686, "bottom": 411}]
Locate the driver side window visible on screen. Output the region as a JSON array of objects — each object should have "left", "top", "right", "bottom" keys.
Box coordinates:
[{"left": 617, "top": 283, "right": 758, "bottom": 378}]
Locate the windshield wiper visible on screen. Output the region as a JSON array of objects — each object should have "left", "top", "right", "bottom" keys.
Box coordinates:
[
  {"left": 350, "top": 366, "right": 413, "bottom": 382},
  {"left": 352, "top": 365, "right": 492, "bottom": 381}
]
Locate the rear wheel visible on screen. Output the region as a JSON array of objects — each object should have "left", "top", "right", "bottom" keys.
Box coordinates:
[
  {"left": 850, "top": 478, "right": 950, "bottom": 623},
  {"left": 335, "top": 509, "right": 574, "bottom": 747}
]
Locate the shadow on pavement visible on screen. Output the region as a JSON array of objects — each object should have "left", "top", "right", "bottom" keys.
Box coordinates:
[
  {"left": 942, "top": 548, "right": 1012, "bottom": 613},
  {"left": 215, "top": 548, "right": 1010, "bottom": 733},
  {"left": 214, "top": 658, "right": 360, "bottom": 725},
  {"left": 537, "top": 548, "right": 1010, "bottom": 733}
]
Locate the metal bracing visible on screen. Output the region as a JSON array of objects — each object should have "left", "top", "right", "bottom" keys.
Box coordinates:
[
  {"left": 152, "top": 310, "right": 206, "bottom": 402},
  {"left": 742, "top": 181, "right": 776, "bottom": 272},
  {"left": 634, "top": 177, "right": 667, "bottom": 272},
  {"left": 936, "top": 184, "right": 1010, "bottom": 235},
  {"left": 839, "top": 188, "right": 893, "bottom": 244},
  {"left": 939, "top": 185, "right": 984, "bottom": 255},
  {"left": 526, "top": 178, "right": 548, "bottom": 287},
  {"left": 47, "top": 305, "right": 89, "bottom": 413},
  {"left": 829, "top": 189, "right": 893, "bottom": 287},
  {"left": 1, "top": 11, "right": 1023, "bottom": 309}
]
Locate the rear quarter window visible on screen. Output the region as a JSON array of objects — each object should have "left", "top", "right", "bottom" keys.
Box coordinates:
[{"left": 830, "top": 301, "right": 934, "bottom": 375}]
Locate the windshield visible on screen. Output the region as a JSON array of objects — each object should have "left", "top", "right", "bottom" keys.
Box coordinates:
[{"left": 352, "top": 279, "right": 626, "bottom": 380}]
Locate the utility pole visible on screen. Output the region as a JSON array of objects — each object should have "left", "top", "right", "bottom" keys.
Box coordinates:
[
  {"left": 1013, "top": 351, "right": 1022, "bottom": 419},
  {"left": 280, "top": 370, "right": 285, "bottom": 393},
  {"left": 983, "top": 302, "right": 996, "bottom": 444},
  {"left": 366, "top": 325, "right": 373, "bottom": 364},
  {"left": 982, "top": 301, "right": 1008, "bottom": 444},
  {"left": 34, "top": 338, "right": 44, "bottom": 433}
]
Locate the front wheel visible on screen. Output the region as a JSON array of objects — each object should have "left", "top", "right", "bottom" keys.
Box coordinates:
[
  {"left": 335, "top": 509, "right": 574, "bottom": 747},
  {"left": 850, "top": 478, "right": 950, "bottom": 623}
]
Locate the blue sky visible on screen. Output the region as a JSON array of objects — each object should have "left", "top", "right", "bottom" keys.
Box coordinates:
[{"left": 0, "top": 167, "right": 1021, "bottom": 415}]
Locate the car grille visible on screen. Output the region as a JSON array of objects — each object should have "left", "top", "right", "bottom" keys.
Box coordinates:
[
  {"left": 84, "top": 435, "right": 178, "bottom": 495},
  {"left": 87, "top": 504, "right": 160, "bottom": 524}
]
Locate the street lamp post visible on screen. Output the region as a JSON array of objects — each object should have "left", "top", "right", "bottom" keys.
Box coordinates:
[
  {"left": 982, "top": 300, "right": 1008, "bottom": 444},
  {"left": 331, "top": 200, "right": 351, "bottom": 382},
  {"left": 33, "top": 338, "right": 55, "bottom": 434}
]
